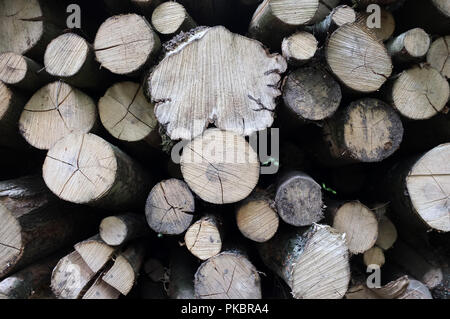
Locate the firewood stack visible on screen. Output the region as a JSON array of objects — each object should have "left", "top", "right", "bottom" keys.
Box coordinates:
[{"left": 0, "top": 0, "right": 448, "bottom": 300}]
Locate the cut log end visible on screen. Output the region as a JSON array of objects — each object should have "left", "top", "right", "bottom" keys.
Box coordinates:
[
  {"left": 326, "top": 23, "right": 392, "bottom": 92},
  {"left": 376, "top": 216, "right": 397, "bottom": 250},
  {"left": 281, "top": 32, "right": 318, "bottom": 66},
  {"left": 151, "top": 1, "right": 196, "bottom": 35},
  {"left": 94, "top": 14, "right": 160, "bottom": 75},
  {"left": 0, "top": 204, "right": 23, "bottom": 277},
  {"left": 291, "top": 225, "right": 350, "bottom": 299},
  {"left": 181, "top": 129, "right": 260, "bottom": 204},
  {"left": 406, "top": 143, "right": 450, "bottom": 232},
  {"left": 282, "top": 66, "right": 341, "bottom": 121},
  {"left": 148, "top": 26, "right": 287, "bottom": 140},
  {"left": 44, "top": 33, "right": 89, "bottom": 78},
  {"left": 386, "top": 28, "right": 431, "bottom": 62},
  {"left": 391, "top": 65, "right": 449, "bottom": 120},
  {"left": 194, "top": 251, "right": 261, "bottom": 299},
  {"left": 236, "top": 200, "right": 279, "bottom": 243},
  {"left": 0, "top": 52, "right": 29, "bottom": 85},
  {"left": 275, "top": 172, "right": 323, "bottom": 227},
  {"left": 267, "top": 0, "right": 319, "bottom": 26},
  {"left": 363, "top": 246, "right": 385, "bottom": 267},
  {"left": 331, "top": 5, "right": 356, "bottom": 27},
  {"left": 427, "top": 36, "right": 450, "bottom": 79},
  {"left": 331, "top": 201, "right": 378, "bottom": 254},
  {"left": 0, "top": 0, "right": 45, "bottom": 55},
  {"left": 145, "top": 179, "right": 195, "bottom": 235},
  {"left": 19, "top": 82, "right": 97, "bottom": 150},
  {"left": 324, "top": 98, "right": 404, "bottom": 163},
  {"left": 74, "top": 236, "right": 116, "bottom": 273},
  {"left": 99, "top": 82, "right": 158, "bottom": 143},
  {"left": 43, "top": 133, "right": 117, "bottom": 204},
  {"left": 185, "top": 216, "right": 222, "bottom": 260},
  {"left": 99, "top": 217, "right": 129, "bottom": 246}
]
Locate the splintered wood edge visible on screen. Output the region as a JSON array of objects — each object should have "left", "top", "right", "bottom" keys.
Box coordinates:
[
  {"left": 94, "top": 14, "right": 160, "bottom": 75},
  {"left": 149, "top": 26, "right": 287, "bottom": 140},
  {"left": 180, "top": 129, "right": 260, "bottom": 204},
  {"left": 102, "top": 254, "right": 135, "bottom": 295},
  {"left": 392, "top": 65, "right": 450, "bottom": 119},
  {"left": 43, "top": 133, "right": 118, "bottom": 204},
  {"left": 326, "top": 23, "right": 392, "bottom": 92},
  {"left": 291, "top": 224, "right": 350, "bottom": 299},
  {"left": 0, "top": 204, "right": 22, "bottom": 277},
  {"left": 237, "top": 200, "right": 279, "bottom": 242},
  {"left": 194, "top": 251, "right": 261, "bottom": 299},
  {"left": 184, "top": 217, "right": 222, "bottom": 260},
  {"left": 427, "top": 36, "right": 450, "bottom": 79},
  {"left": 342, "top": 98, "right": 403, "bottom": 162},
  {"left": 51, "top": 251, "right": 95, "bottom": 299},
  {"left": 0, "top": 52, "right": 28, "bottom": 84},
  {"left": 145, "top": 179, "right": 195, "bottom": 235},
  {"left": 0, "top": 0, "right": 44, "bottom": 54},
  {"left": 82, "top": 275, "right": 120, "bottom": 299},
  {"left": 74, "top": 237, "right": 116, "bottom": 273},
  {"left": 99, "top": 81, "right": 157, "bottom": 142},
  {"left": 406, "top": 143, "right": 450, "bottom": 232},
  {"left": 19, "top": 82, "right": 97, "bottom": 150},
  {"left": 333, "top": 201, "right": 378, "bottom": 254}
]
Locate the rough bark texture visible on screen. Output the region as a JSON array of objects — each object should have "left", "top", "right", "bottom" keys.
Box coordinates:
[
  {"left": 147, "top": 26, "right": 287, "bottom": 140},
  {"left": 43, "top": 133, "right": 151, "bottom": 210},
  {"left": 259, "top": 224, "right": 350, "bottom": 299},
  {"left": 0, "top": 175, "right": 101, "bottom": 278},
  {"left": 168, "top": 247, "right": 196, "bottom": 299},
  {"left": 145, "top": 179, "right": 195, "bottom": 235}
]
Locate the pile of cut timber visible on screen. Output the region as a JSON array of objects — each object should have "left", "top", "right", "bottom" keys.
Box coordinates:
[{"left": 0, "top": 0, "right": 449, "bottom": 300}]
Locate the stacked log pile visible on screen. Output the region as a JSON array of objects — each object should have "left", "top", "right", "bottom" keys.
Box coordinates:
[{"left": 0, "top": 0, "right": 448, "bottom": 300}]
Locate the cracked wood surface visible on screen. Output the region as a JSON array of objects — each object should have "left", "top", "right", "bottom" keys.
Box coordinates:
[
  {"left": 0, "top": 0, "right": 62, "bottom": 57},
  {"left": 427, "top": 35, "right": 450, "bottom": 79},
  {"left": 99, "top": 81, "right": 159, "bottom": 144},
  {"left": 0, "top": 52, "right": 51, "bottom": 92},
  {"left": 406, "top": 143, "right": 450, "bottom": 232},
  {"left": 0, "top": 176, "right": 101, "bottom": 278},
  {"left": 94, "top": 14, "right": 161, "bottom": 75},
  {"left": 147, "top": 26, "right": 287, "bottom": 140},
  {"left": 194, "top": 251, "right": 261, "bottom": 299},
  {"left": 43, "top": 133, "right": 150, "bottom": 209},
  {"left": 184, "top": 215, "right": 222, "bottom": 260},
  {"left": 180, "top": 129, "right": 260, "bottom": 204},
  {"left": 259, "top": 224, "right": 350, "bottom": 299},
  {"left": 326, "top": 22, "right": 392, "bottom": 92},
  {"left": 388, "top": 65, "right": 449, "bottom": 120},
  {"left": 145, "top": 178, "right": 194, "bottom": 235},
  {"left": 322, "top": 98, "right": 403, "bottom": 164},
  {"left": 19, "top": 81, "right": 97, "bottom": 150}
]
